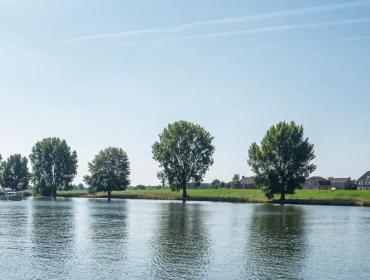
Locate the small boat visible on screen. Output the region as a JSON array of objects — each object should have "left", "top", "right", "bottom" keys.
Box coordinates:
[{"left": 0, "top": 190, "right": 22, "bottom": 201}]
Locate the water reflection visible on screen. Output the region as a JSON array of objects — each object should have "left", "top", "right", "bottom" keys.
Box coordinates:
[
  {"left": 0, "top": 200, "right": 31, "bottom": 279},
  {"left": 245, "top": 204, "right": 308, "bottom": 279},
  {"left": 2, "top": 199, "right": 370, "bottom": 280},
  {"left": 31, "top": 197, "right": 75, "bottom": 279},
  {"left": 85, "top": 200, "right": 129, "bottom": 278},
  {"left": 150, "top": 203, "right": 211, "bottom": 280}
]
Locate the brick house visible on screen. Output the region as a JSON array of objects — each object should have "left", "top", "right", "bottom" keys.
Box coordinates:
[
  {"left": 357, "top": 171, "right": 370, "bottom": 190},
  {"left": 331, "top": 178, "right": 352, "bottom": 190},
  {"left": 304, "top": 177, "right": 332, "bottom": 190},
  {"left": 240, "top": 176, "right": 256, "bottom": 189}
]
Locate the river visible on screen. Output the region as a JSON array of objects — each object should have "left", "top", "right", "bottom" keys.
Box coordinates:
[{"left": 0, "top": 197, "right": 369, "bottom": 279}]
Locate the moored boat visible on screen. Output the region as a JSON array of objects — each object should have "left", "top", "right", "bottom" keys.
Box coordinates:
[{"left": 0, "top": 190, "right": 22, "bottom": 201}]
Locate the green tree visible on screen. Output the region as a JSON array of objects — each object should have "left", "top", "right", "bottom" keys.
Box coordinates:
[
  {"left": 157, "top": 170, "right": 168, "bottom": 188},
  {"left": 0, "top": 154, "right": 2, "bottom": 181},
  {"left": 211, "top": 179, "right": 221, "bottom": 189},
  {"left": 0, "top": 154, "right": 30, "bottom": 191},
  {"left": 84, "top": 147, "right": 130, "bottom": 201},
  {"left": 30, "top": 137, "right": 78, "bottom": 197},
  {"left": 231, "top": 174, "right": 241, "bottom": 189},
  {"left": 152, "top": 121, "right": 215, "bottom": 203},
  {"left": 248, "top": 121, "right": 316, "bottom": 200}
]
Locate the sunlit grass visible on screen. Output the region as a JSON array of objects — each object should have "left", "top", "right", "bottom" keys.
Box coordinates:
[{"left": 55, "top": 188, "right": 370, "bottom": 206}]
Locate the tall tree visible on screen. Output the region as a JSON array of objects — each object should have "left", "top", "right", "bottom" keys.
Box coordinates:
[
  {"left": 211, "top": 179, "right": 221, "bottom": 189},
  {"left": 0, "top": 154, "right": 30, "bottom": 191},
  {"left": 0, "top": 154, "right": 2, "bottom": 184},
  {"left": 152, "top": 121, "right": 215, "bottom": 203},
  {"left": 84, "top": 147, "right": 130, "bottom": 202},
  {"left": 248, "top": 121, "right": 316, "bottom": 201},
  {"left": 30, "top": 137, "right": 78, "bottom": 197},
  {"left": 231, "top": 174, "right": 241, "bottom": 189},
  {"left": 157, "top": 171, "right": 168, "bottom": 188}
]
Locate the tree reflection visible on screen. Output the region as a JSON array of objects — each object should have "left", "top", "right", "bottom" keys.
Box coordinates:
[
  {"left": 86, "top": 200, "right": 129, "bottom": 277},
  {"left": 30, "top": 198, "right": 129, "bottom": 279},
  {"left": 31, "top": 197, "right": 75, "bottom": 279},
  {"left": 245, "top": 204, "right": 308, "bottom": 279},
  {"left": 150, "top": 202, "right": 211, "bottom": 279}
]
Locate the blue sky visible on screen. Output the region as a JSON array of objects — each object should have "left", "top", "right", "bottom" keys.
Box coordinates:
[{"left": 0, "top": 0, "right": 370, "bottom": 185}]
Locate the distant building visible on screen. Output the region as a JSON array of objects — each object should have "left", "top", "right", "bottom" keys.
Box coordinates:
[
  {"left": 187, "top": 182, "right": 211, "bottom": 189},
  {"left": 304, "top": 177, "right": 332, "bottom": 190},
  {"left": 331, "top": 178, "right": 352, "bottom": 190},
  {"left": 240, "top": 176, "right": 256, "bottom": 189},
  {"left": 357, "top": 171, "right": 370, "bottom": 190}
]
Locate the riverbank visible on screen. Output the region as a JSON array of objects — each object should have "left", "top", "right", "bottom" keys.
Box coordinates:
[{"left": 54, "top": 189, "right": 370, "bottom": 207}]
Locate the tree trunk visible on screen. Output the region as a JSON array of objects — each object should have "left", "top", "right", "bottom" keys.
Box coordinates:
[
  {"left": 280, "top": 191, "right": 286, "bottom": 201},
  {"left": 182, "top": 181, "right": 187, "bottom": 204},
  {"left": 108, "top": 190, "right": 111, "bottom": 202},
  {"left": 280, "top": 182, "right": 287, "bottom": 202},
  {"left": 52, "top": 187, "right": 57, "bottom": 200}
]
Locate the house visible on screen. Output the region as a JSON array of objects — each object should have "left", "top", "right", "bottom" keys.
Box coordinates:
[
  {"left": 304, "top": 177, "right": 332, "bottom": 190},
  {"left": 331, "top": 178, "right": 352, "bottom": 190},
  {"left": 240, "top": 176, "right": 256, "bottom": 189},
  {"left": 357, "top": 171, "right": 370, "bottom": 190}
]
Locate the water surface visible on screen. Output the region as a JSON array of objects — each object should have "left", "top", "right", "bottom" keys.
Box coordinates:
[{"left": 1, "top": 198, "right": 370, "bottom": 279}]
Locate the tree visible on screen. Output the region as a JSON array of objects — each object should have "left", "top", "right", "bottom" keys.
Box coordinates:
[
  {"left": 157, "top": 170, "right": 168, "bottom": 188},
  {"left": 72, "top": 183, "right": 85, "bottom": 190},
  {"left": 231, "top": 174, "right": 241, "bottom": 189},
  {"left": 211, "top": 179, "right": 221, "bottom": 189},
  {"left": 345, "top": 178, "right": 357, "bottom": 190},
  {"left": 84, "top": 147, "right": 130, "bottom": 202},
  {"left": 30, "top": 137, "right": 78, "bottom": 197},
  {"left": 248, "top": 121, "right": 316, "bottom": 201},
  {"left": 0, "top": 154, "right": 30, "bottom": 191},
  {"left": 152, "top": 121, "right": 215, "bottom": 203},
  {"left": 0, "top": 153, "right": 2, "bottom": 182}
]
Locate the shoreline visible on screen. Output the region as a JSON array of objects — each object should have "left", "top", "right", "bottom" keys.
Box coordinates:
[{"left": 54, "top": 190, "right": 370, "bottom": 207}]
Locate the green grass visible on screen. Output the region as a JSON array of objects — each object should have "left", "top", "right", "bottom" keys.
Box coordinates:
[{"left": 56, "top": 188, "right": 370, "bottom": 206}]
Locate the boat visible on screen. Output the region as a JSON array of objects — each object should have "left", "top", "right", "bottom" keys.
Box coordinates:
[{"left": 0, "top": 189, "right": 22, "bottom": 201}]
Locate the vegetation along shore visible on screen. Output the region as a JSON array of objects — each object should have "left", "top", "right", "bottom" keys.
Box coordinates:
[
  {"left": 3, "top": 120, "right": 370, "bottom": 206},
  {"left": 50, "top": 189, "right": 370, "bottom": 207}
]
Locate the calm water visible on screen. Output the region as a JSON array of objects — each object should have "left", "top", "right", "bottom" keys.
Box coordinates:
[{"left": 1, "top": 198, "right": 370, "bottom": 279}]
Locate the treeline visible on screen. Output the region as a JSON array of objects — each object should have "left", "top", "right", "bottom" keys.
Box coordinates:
[
  {"left": 0, "top": 120, "right": 316, "bottom": 202},
  {"left": 210, "top": 175, "right": 251, "bottom": 189}
]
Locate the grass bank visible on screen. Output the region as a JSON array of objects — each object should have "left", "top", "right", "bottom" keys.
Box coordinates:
[{"left": 56, "top": 189, "right": 370, "bottom": 207}]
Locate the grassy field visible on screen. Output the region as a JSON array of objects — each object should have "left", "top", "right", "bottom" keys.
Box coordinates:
[{"left": 56, "top": 188, "right": 370, "bottom": 206}]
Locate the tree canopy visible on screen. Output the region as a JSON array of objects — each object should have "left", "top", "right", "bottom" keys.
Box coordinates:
[
  {"left": 157, "top": 171, "right": 168, "bottom": 189},
  {"left": 231, "top": 174, "right": 241, "bottom": 189},
  {"left": 248, "top": 121, "right": 316, "bottom": 200},
  {"left": 0, "top": 154, "right": 30, "bottom": 191},
  {"left": 84, "top": 147, "right": 130, "bottom": 201},
  {"left": 152, "top": 121, "right": 215, "bottom": 202},
  {"left": 30, "top": 137, "right": 78, "bottom": 197}
]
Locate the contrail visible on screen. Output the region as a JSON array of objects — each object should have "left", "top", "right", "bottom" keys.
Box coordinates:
[
  {"left": 173, "top": 17, "right": 370, "bottom": 40},
  {"left": 114, "top": 17, "right": 370, "bottom": 46},
  {"left": 51, "top": 0, "right": 370, "bottom": 44},
  {"left": 273, "top": 35, "right": 370, "bottom": 48}
]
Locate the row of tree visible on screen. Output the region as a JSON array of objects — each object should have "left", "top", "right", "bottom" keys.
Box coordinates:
[
  {"left": 210, "top": 174, "right": 247, "bottom": 189},
  {"left": 0, "top": 120, "right": 316, "bottom": 202}
]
